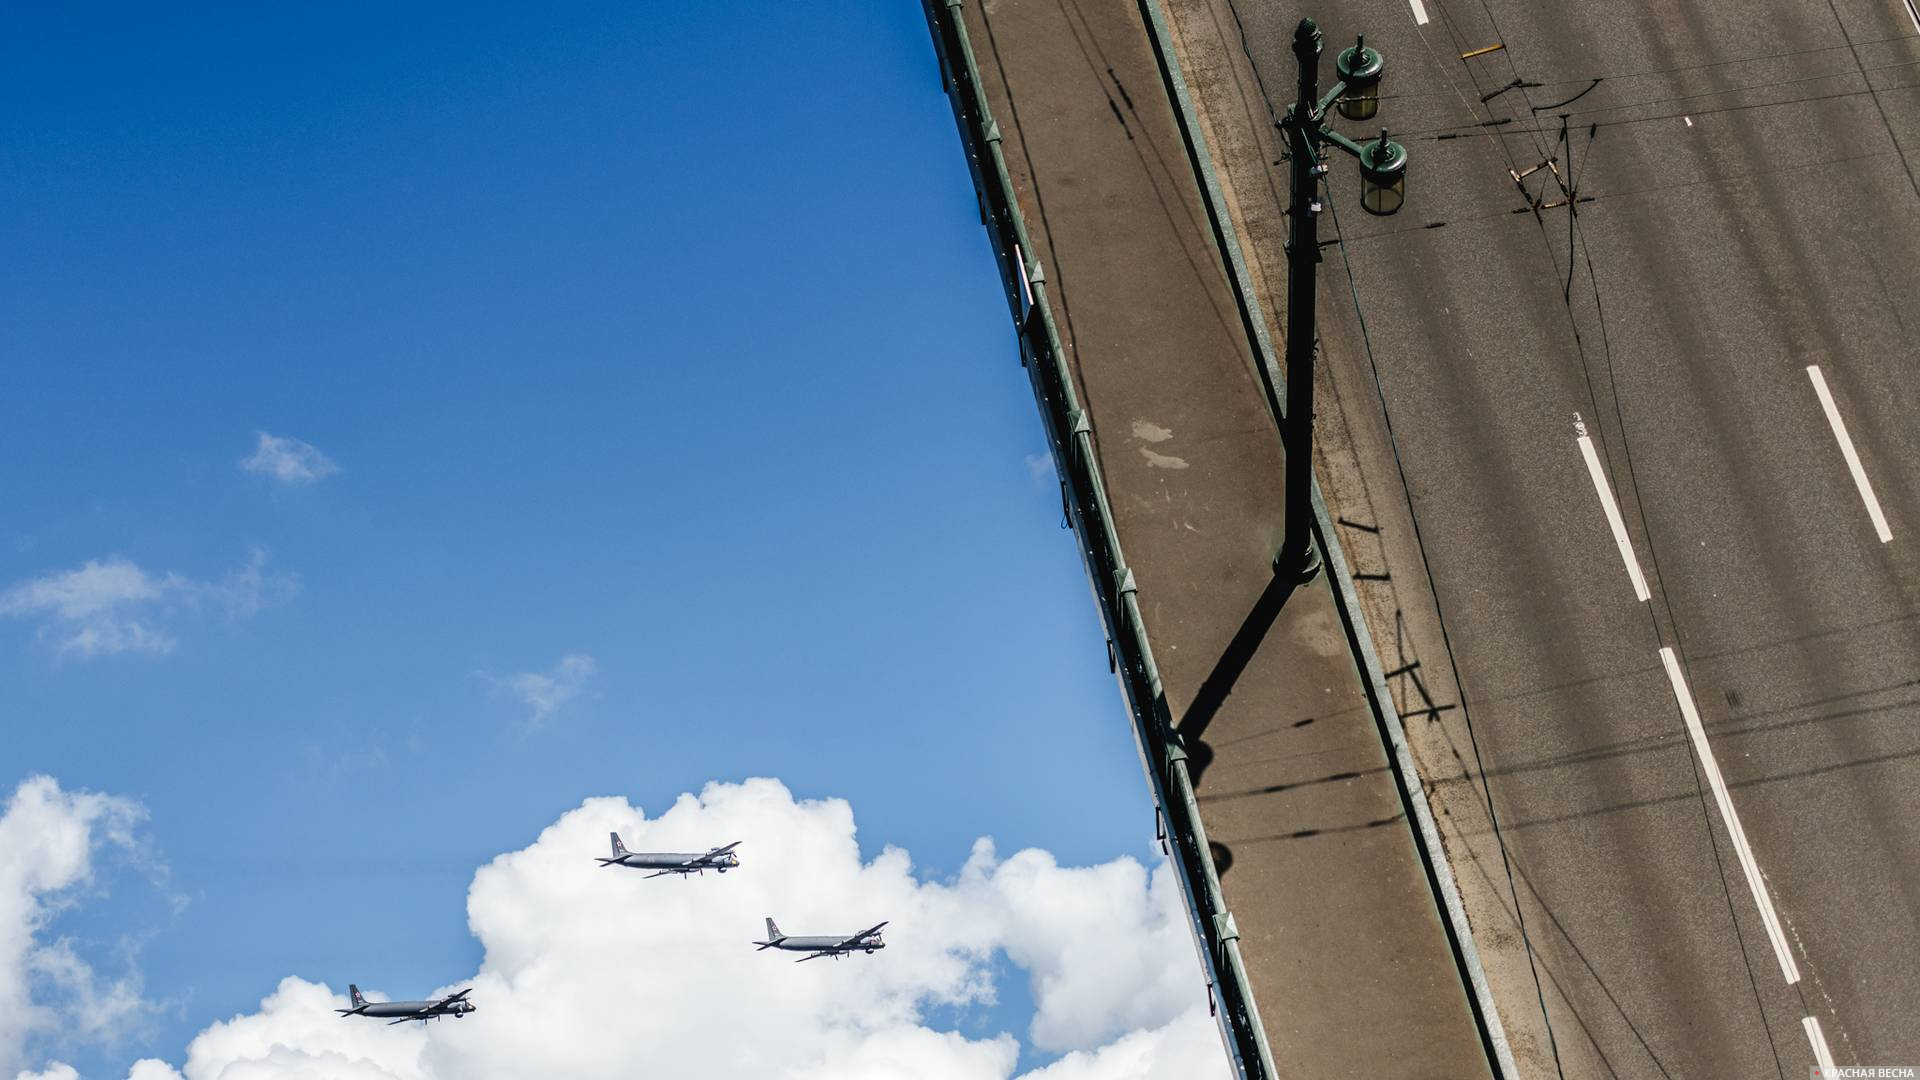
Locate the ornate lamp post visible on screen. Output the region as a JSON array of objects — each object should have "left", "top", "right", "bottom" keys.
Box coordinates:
[{"left": 1276, "top": 19, "right": 1409, "bottom": 581}]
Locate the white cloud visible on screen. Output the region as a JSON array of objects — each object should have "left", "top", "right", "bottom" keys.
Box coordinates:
[
  {"left": 0, "top": 777, "right": 153, "bottom": 1079},
  {"left": 201, "top": 549, "right": 298, "bottom": 621},
  {"left": 1018, "top": 1007, "right": 1224, "bottom": 1080},
  {"left": 0, "top": 561, "right": 162, "bottom": 622},
  {"left": 0, "top": 560, "right": 172, "bottom": 657},
  {"left": 948, "top": 843, "right": 1197, "bottom": 1052},
  {"left": 239, "top": 434, "right": 339, "bottom": 486},
  {"left": 487, "top": 655, "right": 595, "bottom": 727},
  {"left": 1025, "top": 452, "right": 1057, "bottom": 489},
  {"left": 29, "top": 778, "right": 1227, "bottom": 1080},
  {"left": 0, "top": 553, "right": 295, "bottom": 660}
]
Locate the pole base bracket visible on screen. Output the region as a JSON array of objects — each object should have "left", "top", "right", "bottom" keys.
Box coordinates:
[{"left": 1274, "top": 539, "right": 1323, "bottom": 583}]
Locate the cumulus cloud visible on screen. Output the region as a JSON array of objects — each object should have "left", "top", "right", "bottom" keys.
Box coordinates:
[
  {"left": 239, "top": 434, "right": 340, "bottom": 486},
  {"left": 486, "top": 655, "right": 596, "bottom": 727},
  {"left": 1018, "top": 1006, "right": 1224, "bottom": 1080},
  {"left": 0, "top": 777, "right": 153, "bottom": 1078},
  {"left": 25, "top": 778, "right": 1226, "bottom": 1080},
  {"left": 0, "top": 552, "right": 295, "bottom": 659}
]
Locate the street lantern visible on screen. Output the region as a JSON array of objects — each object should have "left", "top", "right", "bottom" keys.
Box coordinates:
[
  {"left": 1334, "top": 36, "right": 1383, "bottom": 121},
  {"left": 1359, "top": 131, "right": 1407, "bottom": 216}
]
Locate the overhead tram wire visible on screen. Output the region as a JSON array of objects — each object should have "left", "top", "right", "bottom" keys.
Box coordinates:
[
  {"left": 1459, "top": 20, "right": 1784, "bottom": 1064},
  {"left": 1398, "top": 56, "right": 1920, "bottom": 141},
  {"left": 1369, "top": 28, "right": 1920, "bottom": 104},
  {"left": 1552, "top": 115, "right": 1798, "bottom": 1076},
  {"left": 1214, "top": 0, "right": 1570, "bottom": 1074},
  {"left": 1335, "top": 147, "right": 1907, "bottom": 242},
  {"left": 1318, "top": 179, "right": 1572, "bottom": 1080},
  {"left": 1822, "top": 0, "right": 1920, "bottom": 201},
  {"left": 1468, "top": 7, "right": 1797, "bottom": 1068},
  {"left": 1535, "top": 56, "right": 1920, "bottom": 117},
  {"left": 1407, "top": 80, "right": 1920, "bottom": 146},
  {"left": 1407, "top": 3, "right": 1572, "bottom": 1075},
  {"left": 1363, "top": 38, "right": 1920, "bottom": 158}
]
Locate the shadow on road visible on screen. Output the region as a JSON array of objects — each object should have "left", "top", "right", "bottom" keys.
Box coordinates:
[{"left": 1179, "top": 573, "right": 1299, "bottom": 789}]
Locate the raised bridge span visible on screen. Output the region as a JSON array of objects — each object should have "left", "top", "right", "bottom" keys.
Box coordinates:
[{"left": 926, "top": 0, "right": 1920, "bottom": 1078}]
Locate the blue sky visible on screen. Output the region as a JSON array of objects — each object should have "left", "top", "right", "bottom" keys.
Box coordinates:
[{"left": 0, "top": 5, "right": 1189, "bottom": 1076}]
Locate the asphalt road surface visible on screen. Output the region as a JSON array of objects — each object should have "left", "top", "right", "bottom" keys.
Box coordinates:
[{"left": 1192, "top": 0, "right": 1920, "bottom": 1074}]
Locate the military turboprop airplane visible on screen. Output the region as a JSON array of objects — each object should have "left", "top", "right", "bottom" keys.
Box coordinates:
[
  {"left": 754, "top": 918, "right": 887, "bottom": 962},
  {"left": 596, "top": 833, "right": 741, "bottom": 877},
  {"left": 336, "top": 985, "right": 477, "bottom": 1025}
]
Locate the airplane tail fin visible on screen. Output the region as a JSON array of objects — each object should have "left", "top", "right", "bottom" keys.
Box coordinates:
[
  {"left": 756, "top": 917, "right": 784, "bottom": 949},
  {"left": 610, "top": 832, "right": 629, "bottom": 857}
]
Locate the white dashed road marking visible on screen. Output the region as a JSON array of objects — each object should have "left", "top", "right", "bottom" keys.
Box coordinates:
[
  {"left": 1578, "top": 434, "right": 1652, "bottom": 601},
  {"left": 1808, "top": 365, "right": 1892, "bottom": 543},
  {"left": 1659, "top": 647, "right": 1801, "bottom": 984},
  {"left": 1803, "top": 1015, "right": 1838, "bottom": 1071}
]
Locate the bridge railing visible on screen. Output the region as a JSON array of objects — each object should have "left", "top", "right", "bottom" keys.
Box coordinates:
[{"left": 919, "top": 3, "right": 1278, "bottom": 1077}]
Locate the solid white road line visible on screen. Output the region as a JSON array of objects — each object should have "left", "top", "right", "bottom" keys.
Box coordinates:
[
  {"left": 1803, "top": 1015, "right": 1838, "bottom": 1071},
  {"left": 1659, "top": 647, "right": 1802, "bottom": 985},
  {"left": 1408, "top": 0, "right": 1431, "bottom": 25},
  {"left": 1808, "top": 365, "right": 1893, "bottom": 543},
  {"left": 1904, "top": 0, "right": 1920, "bottom": 36},
  {"left": 1578, "top": 435, "right": 1652, "bottom": 601}
]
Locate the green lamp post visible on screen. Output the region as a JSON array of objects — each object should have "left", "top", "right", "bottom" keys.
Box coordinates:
[{"left": 1276, "top": 18, "right": 1409, "bottom": 581}]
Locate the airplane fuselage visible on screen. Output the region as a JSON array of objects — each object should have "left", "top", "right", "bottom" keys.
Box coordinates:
[
  {"left": 612, "top": 852, "right": 731, "bottom": 871},
  {"left": 348, "top": 1000, "right": 475, "bottom": 1020},
  {"left": 768, "top": 937, "right": 884, "bottom": 955},
  {"left": 599, "top": 835, "right": 740, "bottom": 875},
  {"left": 359, "top": 1001, "right": 441, "bottom": 1019}
]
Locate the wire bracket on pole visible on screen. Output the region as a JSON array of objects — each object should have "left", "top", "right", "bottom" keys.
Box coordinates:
[
  {"left": 1507, "top": 156, "right": 1558, "bottom": 185},
  {"left": 1510, "top": 156, "right": 1575, "bottom": 212}
]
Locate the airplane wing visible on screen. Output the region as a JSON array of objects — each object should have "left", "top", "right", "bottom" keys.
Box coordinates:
[
  {"left": 681, "top": 841, "right": 742, "bottom": 867},
  {"left": 839, "top": 922, "right": 887, "bottom": 947},
  {"left": 794, "top": 951, "right": 835, "bottom": 963}
]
